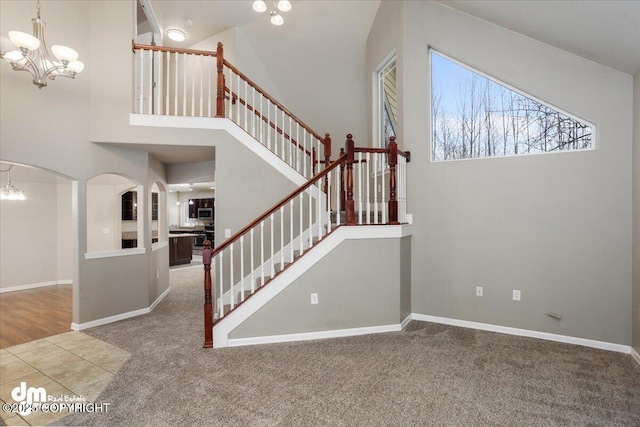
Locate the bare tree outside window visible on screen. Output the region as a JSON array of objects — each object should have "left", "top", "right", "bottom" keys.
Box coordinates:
[{"left": 431, "top": 51, "right": 593, "bottom": 161}]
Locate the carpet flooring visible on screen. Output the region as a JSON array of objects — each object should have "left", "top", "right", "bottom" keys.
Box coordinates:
[{"left": 52, "top": 266, "right": 640, "bottom": 426}]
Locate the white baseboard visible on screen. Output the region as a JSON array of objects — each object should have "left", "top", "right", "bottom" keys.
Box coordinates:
[
  {"left": 400, "top": 313, "right": 412, "bottom": 330},
  {"left": 227, "top": 324, "right": 401, "bottom": 347},
  {"left": 410, "top": 313, "right": 631, "bottom": 354},
  {"left": 149, "top": 287, "right": 170, "bottom": 311},
  {"left": 71, "top": 286, "right": 170, "bottom": 331},
  {"left": 632, "top": 347, "right": 640, "bottom": 366},
  {"left": 0, "top": 280, "right": 72, "bottom": 294}
]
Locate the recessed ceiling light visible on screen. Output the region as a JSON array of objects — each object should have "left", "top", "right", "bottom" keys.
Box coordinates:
[{"left": 167, "top": 29, "right": 186, "bottom": 42}]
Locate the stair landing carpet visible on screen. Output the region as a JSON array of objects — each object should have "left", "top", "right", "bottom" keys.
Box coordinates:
[{"left": 49, "top": 266, "right": 640, "bottom": 426}]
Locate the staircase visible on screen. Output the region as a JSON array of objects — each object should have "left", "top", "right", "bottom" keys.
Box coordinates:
[{"left": 131, "top": 42, "right": 410, "bottom": 348}]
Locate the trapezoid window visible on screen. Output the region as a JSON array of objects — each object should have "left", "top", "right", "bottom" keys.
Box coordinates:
[{"left": 430, "top": 50, "right": 594, "bottom": 161}]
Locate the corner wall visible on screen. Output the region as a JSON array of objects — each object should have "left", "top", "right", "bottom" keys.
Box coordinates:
[
  {"left": 365, "top": 1, "right": 634, "bottom": 346},
  {"left": 229, "top": 237, "right": 404, "bottom": 340},
  {"left": 633, "top": 69, "right": 640, "bottom": 353}
]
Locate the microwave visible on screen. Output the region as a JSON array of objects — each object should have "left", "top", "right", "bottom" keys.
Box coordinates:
[{"left": 197, "top": 208, "right": 213, "bottom": 219}]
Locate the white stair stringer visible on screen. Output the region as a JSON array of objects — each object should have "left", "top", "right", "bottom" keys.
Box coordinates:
[
  {"left": 212, "top": 225, "right": 410, "bottom": 348},
  {"left": 129, "top": 114, "right": 308, "bottom": 188}
]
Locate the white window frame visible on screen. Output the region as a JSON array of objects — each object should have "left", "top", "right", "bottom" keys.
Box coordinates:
[
  {"left": 429, "top": 48, "right": 597, "bottom": 162},
  {"left": 374, "top": 52, "right": 397, "bottom": 150}
]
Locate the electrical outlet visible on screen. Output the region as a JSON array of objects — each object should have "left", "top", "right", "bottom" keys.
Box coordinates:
[
  {"left": 310, "top": 293, "right": 318, "bottom": 305},
  {"left": 476, "top": 286, "right": 483, "bottom": 297},
  {"left": 102, "top": 227, "right": 110, "bottom": 234},
  {"left": 513, "top": 290, "right": 521, "bottom": 301},
  {"left": 224, "top": 228, "right": 231, "bottom": 238}
]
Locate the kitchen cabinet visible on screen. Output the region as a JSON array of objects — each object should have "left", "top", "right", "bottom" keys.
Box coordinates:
[
  {"left": 169, "top": 234, "right": 194, "bottom": 266},
  {"left": 188, "top": 198, "right": 215, "bottom": 218},
  {"left": 152, "top": 193, "right": 158, "bottom": 221},
  {"left": 122, "top": 191, "right": 137, "bottom": 220}
]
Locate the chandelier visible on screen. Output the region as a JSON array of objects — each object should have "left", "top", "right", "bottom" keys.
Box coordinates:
[
  {"left": 0, "top": 0, "right": 84, "bottom": 89},
  {"left": 0, "top": 165, "right": 26, "bottom": 201},
  {"left": 252, "top": 1, "right": 292, "bottom": 26}
]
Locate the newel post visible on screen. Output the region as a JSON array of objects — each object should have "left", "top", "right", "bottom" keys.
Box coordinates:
[
  {"left": 203, "top": 240, "right": 213, "bottom": 348},
  {"left": 323, "top": 133, "right": 331, "bottom": 197},
  {"left": 345, "top": 134, "right": 355, "bottom": 225},
  {"left": 215, "top": 42, "right": 225, "bottom": 118},
  {"left": 388, "top": 136, "right": 399, "bottom": 225}
]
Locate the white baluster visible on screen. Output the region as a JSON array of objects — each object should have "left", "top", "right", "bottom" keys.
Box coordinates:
[
  {"left": 183, "top": 53, "right": 187, "bottom": 116},
  {"left": 230, "top": 243, "right": 234, "bottom": 310},
  {"left": 358, "top": 152, "right": 363, "bottom": 225},
  {"left": 374, "top": 153, "right": 378, "bottom": 223},
  {"left": 267, "top": 100, "right": 271, "bottom": 150},
  {"left": 260, "top": 222, "right": 265, "bottom": 287},
  {"left": 138, "top": 49, "right": 144, "bottom": 114},
  {"left": 199, "top": 55, "right": 203, "bottom": 117},
  {"left": 236, "top": 74, "right": 240, "bottom": 123},
  {"left": 190, "top": 54, "right": 195, "bottom": 116},
  {"left": 290, "top": 200, "right": 294, "bottom": 262},
  {"left": 299, "top": 192, "right": 304, "bottom": 254},
  {"left": 303, "top": 130, "right": 307, "bottom": 177},
  {"left": 250, "top": 229, "right": 255, "bottom": 294},
  {"left": 336, "top": 164, "right": 341, "bottom": 225},
  {"left": 260, "top": 93, "right": 264, "bottom": 143},
  {"left": 252, "top": 87, "right": 256, "bottom": 138},
  {"left": 219, "top": 252, "right": 224, "bottom": 317},
  {"left": 288, "top": 117, "right": 292, "bottom": 167},
  {"left": 270, "top": 214, "right": 275, "bottom": 276},
  {"left": 148, "top": 50, "right": 153, "bottom": 114},
  {"left": 317, "top": 178, "right": 322, "bottom": 239},
  {"left": 174, "top": 52, "right": 178, "bottom": 116},
  {"left": 281, "top": 110, "right": 286, "bottom": 160},
  {"left": 240, "top": 236, "right": 245, "bottom": 302},
  {"left": 327, "top": 170, "right": 332, "bottom": 233},
  {"left": 244, "top": 81, "right": 248, "bottom": 131},
  {"left": 309, "top": 189, "right": 313, "bottom": 248},
  {"left": 382, "top": 154, "right": 387, "bottom": 223},
  {"left": 165, "top": 52, "right": 170, "bottom": 115},
  {"left": 280, "top": 206, "right": 284, "bottom": 271},
  {"left": 296, "top": 123, "right": 300, "bottom": 172},
  {"left": 366, "top": 152, "right": 370, "bottom": 224}
]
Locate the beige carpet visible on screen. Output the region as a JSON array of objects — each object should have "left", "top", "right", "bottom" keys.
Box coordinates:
[{"left": 52, "top": 267, "right": 640, "bottom": 426}]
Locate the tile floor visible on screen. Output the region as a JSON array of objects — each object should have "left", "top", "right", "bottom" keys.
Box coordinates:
[{"left": 0, "top": 332, "right": 130, "bottom": 426}]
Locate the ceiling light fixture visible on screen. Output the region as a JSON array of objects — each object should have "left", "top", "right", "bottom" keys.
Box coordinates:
[
  {"left": 0, "top": 0, "right": 84, "bottom": 89},
  {"left": 253, "top": 1, "right": 291, "bottom": 26},
  {"left": 0, "top": 164, "right": 26, "bottom": 201},
  {"left": 167, "top": 29, "right": 186, "bottom": 42}
]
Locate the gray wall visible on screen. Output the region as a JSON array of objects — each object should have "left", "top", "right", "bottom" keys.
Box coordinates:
[
  {"left": 0, "top": 166, "right": 72, "bottom": 289},
  {"left": 214, "top": 137, "right": 298, "bottom": 247},
  {"left": 367, "top": 1, "right": 634, "bottom": 345},
  {"left": 167, "top": 160, "right": 215, "bottom": 185},
  {"left": 633, "top": 69, "right": 640, "bottom": 353},
  {"left": 230, "top": 238, "right": 404, "bottom": 339}
]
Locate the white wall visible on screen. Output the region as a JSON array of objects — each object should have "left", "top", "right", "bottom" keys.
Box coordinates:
[
  {"left": 0, "top": 166, "right": 72, "bottom": 290},
  {"left": 366, "top": 1, "right": 634, "bottom": 345}
]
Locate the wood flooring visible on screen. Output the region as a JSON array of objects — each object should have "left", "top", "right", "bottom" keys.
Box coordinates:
[{"left": 0, "top": 284, "right": 72, "bottom": 349}]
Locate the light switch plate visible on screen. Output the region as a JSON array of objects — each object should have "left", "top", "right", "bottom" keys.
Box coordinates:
[{"left": 224, "top": 229, "right": 231, "bottom": 238}]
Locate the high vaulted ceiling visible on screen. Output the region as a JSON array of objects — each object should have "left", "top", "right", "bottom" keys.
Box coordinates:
[
  {"left": 437, "top": 0, "right": 640, "bottom": 75},
  {"left": 154, "top": 0, "right": 640, "bottom": 75}
]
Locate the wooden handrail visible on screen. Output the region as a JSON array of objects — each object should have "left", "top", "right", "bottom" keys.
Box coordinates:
[
  {"left": 223, "top": 59, "right": 326, "bottom": 144},
  {"left": 212, "top": 154, "right": 346, "bottom": 258},
  {"left": 132, "top": 42, "right": 218, "bottom": 58},
  {"left": 354, "top": 146, "right": 410, "bottom": 162}
]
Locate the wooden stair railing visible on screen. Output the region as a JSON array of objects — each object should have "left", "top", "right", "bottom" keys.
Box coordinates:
[
  {"left": 132, "top": 41, "right": 328, "bottom": 178},
  {"left": 202, "top": 135, "right": 410, "bottom": 348}
]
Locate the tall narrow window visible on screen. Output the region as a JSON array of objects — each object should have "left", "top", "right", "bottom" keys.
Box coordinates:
[
  {"left": 377, "top": 57, "right": 397, "bottom": 149},
  {"left": 430, "top": 50, "right": 594, "bottom": 161}
]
